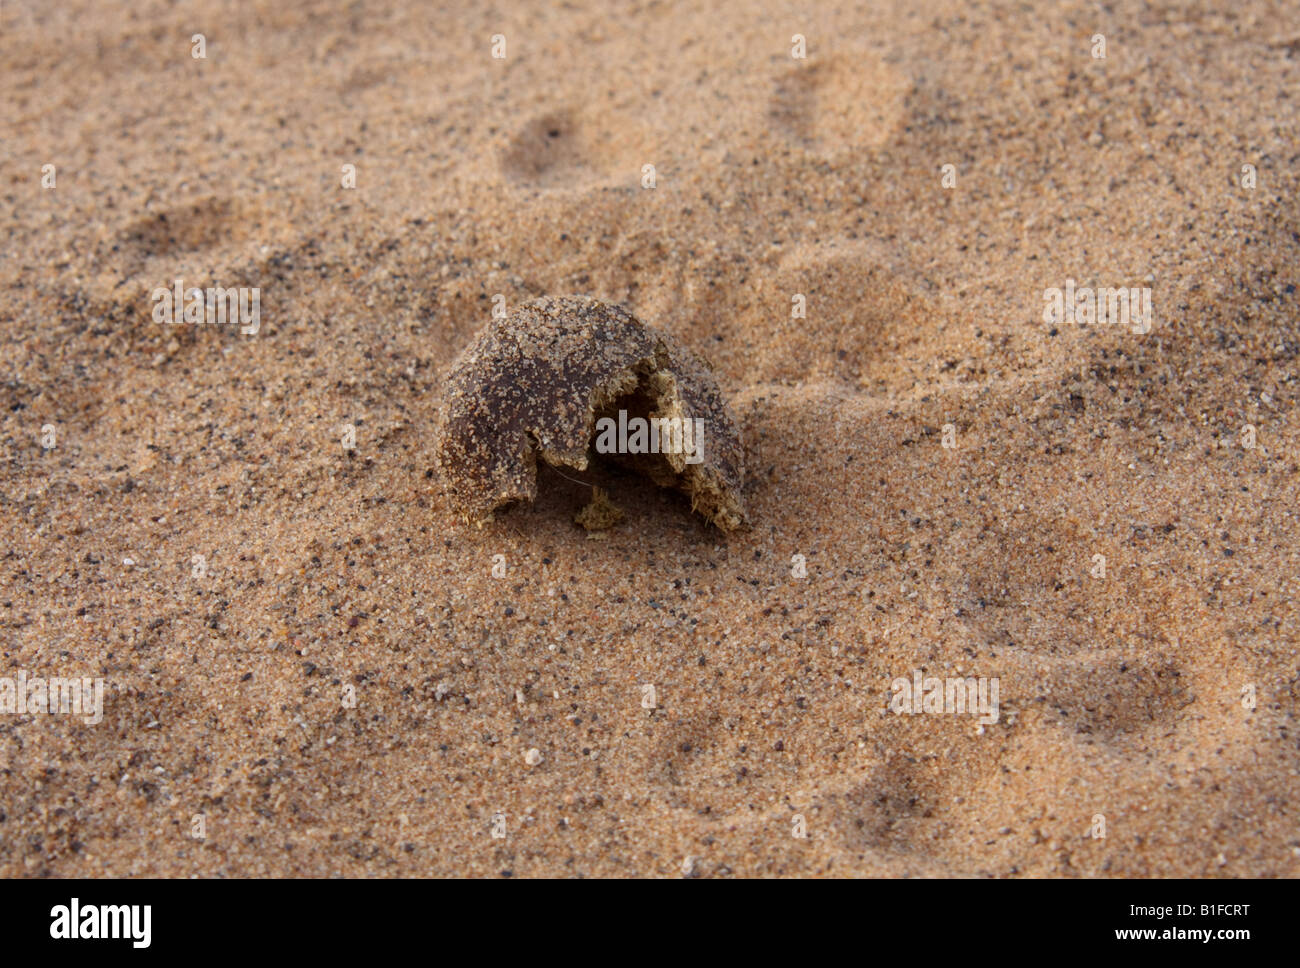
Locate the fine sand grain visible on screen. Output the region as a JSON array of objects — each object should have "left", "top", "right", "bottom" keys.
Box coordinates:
[{"left": 1, "top": 0, "right": 1298, "bottom": 876}]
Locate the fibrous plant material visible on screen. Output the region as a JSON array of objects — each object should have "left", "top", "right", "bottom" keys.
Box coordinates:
[
  {"left": 437, "top": 295, "right": 747, "bottom": 531},
  {"left": 574, "top": 486, "right": 624, "bottom": 532}
]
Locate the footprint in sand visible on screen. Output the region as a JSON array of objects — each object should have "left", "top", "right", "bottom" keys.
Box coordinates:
[
  {"left": 768, "top": 50, "right": 909, "bottom": 154},
  {"left": 70, "top": 194, "right": 294, "bottom": 355},
  {"left": 98, "top": 194, "right": 292, "bottom": 283},
  {"left": 746, "top": 239, "right": 965, "bottom": 389},
  {"left": 498, "top": 107, "right": 652, "bottom": 190}
]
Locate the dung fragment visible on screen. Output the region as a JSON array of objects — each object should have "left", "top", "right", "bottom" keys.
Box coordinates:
[
  {"left": 436, "top": 295, "right": 747, "bottom": 531},
  {"left": 574, "top": 487, "right": 624, "bottom": 532}
]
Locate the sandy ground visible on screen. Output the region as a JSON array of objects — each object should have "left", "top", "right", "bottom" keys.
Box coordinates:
[{"left": 1, "top": 0, "right": 1298, "bottom": 877}]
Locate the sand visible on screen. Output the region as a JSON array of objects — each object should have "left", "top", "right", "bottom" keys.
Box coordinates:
[{"left": 1, "top": 0, "right": 1298, "bottom": 877}]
